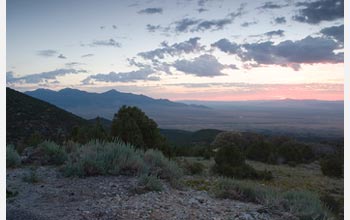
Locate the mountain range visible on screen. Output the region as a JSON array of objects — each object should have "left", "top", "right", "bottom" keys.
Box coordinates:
[{"left": 23, "top": 87, "right": 344, "bottom": 140}]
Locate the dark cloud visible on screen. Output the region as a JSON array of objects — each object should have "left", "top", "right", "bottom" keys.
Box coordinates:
[
  {"left": 240, "top": 36, "right": 343, "bottom": 70},
  {"left": 241, "top": 21, "right": 258, "bottom": 27},
  {"left": 138, "top": 7, "right": 163, "bottom": 14},
  {"left": 173, "top": 13, "right": 238, "bottom": 33},
  {"left": 211, "top": 38, "right": 240, "bottom": 54},
  {"left": 212, "top": 35, "right": 343, "bottom": 70},
  {"left": 258, "top": 1, "right": 287, "bottom": 9},
  {"left": 100, "top": 26, "right": 105, "bottom": 29},
  {"left": 65, "top": 62, "right": 85, "bottom": 67},
  {"left": 293, "top": 0, "right": 344, "bottom": 24},
  {"left": 6, "top": 69, "right": 87, "bottom": 84},
  {"left": 112, "top": 25, "right": 117, "bottom": 29},
  {"left": 138, "top": 37, "right": 204, "bottom": 60},
  {"left": 37, "top": 49, "right": 58, "bottom": 57},
  {"left": 81, "top": 54, "right": 94, "bottom": 58},
  {"left": 81, "top": 68, "right": 159, "bottom": 84},
  {"left": 146, "top": 24, "right": 163, "bottom": 32},
  {"left": 153, "top": 4, "right": 245, "bottom": 33},
  {"left": 58, "top": 54, "right": 67, "bottom": 59},
  {"left": 173, "top": 54, "right": 233, "bottom": 77},
  {"left": 320, "top": 24, "right": 344, "bottom": 44},
  {"left": 274, "top": 17, "right": 286, "bottom": 24},
  {"left": 264, "top": 30, "right": 284, "bottom": 37},
  {"left": 174, "top": 18, "right": 201, "bottom": 32},
  {"left": 197, "top": 8, "right": 208, "bottom": 13},
  {"left": 84, "top": 39, "right": 121, "bottom": 47},
  {"left": 195, "top": 18, "right": 232, "bottom": 32}
]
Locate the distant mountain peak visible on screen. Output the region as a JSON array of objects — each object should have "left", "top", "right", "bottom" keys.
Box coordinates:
[{"left": 102, "top": 89, "right": 120, "bottom": 94}]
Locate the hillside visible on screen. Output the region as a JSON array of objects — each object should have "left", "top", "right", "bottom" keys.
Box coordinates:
[{"left": 6, "top": 87, "right": 87, "bottom": 144}]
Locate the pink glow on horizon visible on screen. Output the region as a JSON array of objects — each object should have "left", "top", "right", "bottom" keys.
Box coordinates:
[{"left": 167, "top": 84, "right": 344, "bottom": 101}]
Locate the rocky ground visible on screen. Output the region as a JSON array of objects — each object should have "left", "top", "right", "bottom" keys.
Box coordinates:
[{"left": 7, "top": 166, "right": 296, "bottom": 220}]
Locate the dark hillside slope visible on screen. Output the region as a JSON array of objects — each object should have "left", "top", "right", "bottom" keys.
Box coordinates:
[{"left": 6, "top": 87, "right": 87, "bottom": 144}]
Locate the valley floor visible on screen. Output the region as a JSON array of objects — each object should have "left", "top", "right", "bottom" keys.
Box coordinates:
[{"left": 6, "top": 166, "right": 295, "bottom": 220}]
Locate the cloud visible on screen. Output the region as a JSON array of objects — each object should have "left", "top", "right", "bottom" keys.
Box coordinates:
[
  {"left": 194, "top": 18, "right": 232, "bottom": 32},
  {"left": 173, "top": 7, "right": 244, "bottom": 33},
  {"left": 264, "top": 30, "right": 284, "bottom": 37},
  {"left": 138, "top": 37, "right": 204, "bottom": 60},
  {"left": 173, "top": 54, "right": 234, "bottom": 77},
  {"left": 150, "top": 4, "right": 245, "bottom": 34},
  {"left": 65, "top": 62, "right": 85, "bottom": 67},
  {"left": 211, "top": 38, "right": 240, "bottom": 54},
  {"left": 173, "top": 18, "right": 201, "bottom": 32},
  {"left": 274, "top": 17, "right": 286, "bottom": 24},
  {"left": 81, "top": 53, "right": 94, "bottom": 58},
  {"left": 293, "top": 0, "right": 344, "bottom": 24},
  {"left": 240, "top": 36, "right": 343, "bottom": 70},
  {"left": 146, "top": 24, "right": 163, "bottom": 32},
  {"left": 58, "top": 54, "right": 67, "bottom": 59},
  {"left": 37, "top": 49, "right": 58, "bottom": 57},
  {"left": 138, "top": 7, "right": 163, "bottom": 14},
  {"left": 197, "top": 8, "right": 208, "bottom": 13},
  {"left": 241, "top": 21, "right": 258, "bottom": 27},
  {"left": 112, "top": 25, "right": 117, "bottom": 29},
  {"left": 81, "top": 68, "right": 159, "bottom": 84},
  {"left": 320, "top": 24, "right": 344, "bottom": 44},
  {"left": 6, "top": 69, "right": 87, "bottom": 84},
  {"left": 87, "top": 39, "right": 121, "bottom": 47},
  {"left": 212, "top": 35, "right": 343, "bottom": 70},
  {"left": 258, "top": 1, "right": 287, "bottom": 9}
]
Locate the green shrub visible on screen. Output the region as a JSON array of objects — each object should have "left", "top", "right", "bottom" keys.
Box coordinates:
[
  {"left": 110, "top": 106, "right": 172, "bottom": 156},
  {"left": 38, "top": 141, "right": 67, "bottom": 165},
  {"left": 282, "top": 190, "right": 326, "bottom": 219},
  {"left": 277, "top": 141, "right": 315, "bottom": 164},
  {"left": 214, "top": 145, "right": 245, "bottom": 167},
  {"left": 212, "top": 178, "right": 328, "bottom": 219},
  {"left": 246, "top": 142, "right": 273, "bottom": 162},
  {"left": 183, "top": 160, "right": 205, "bottom": 175},
  {"left": 144, "top": 149, "right": 183, "bottom": 186},
  {"left": 64, "top": 140, "right": 146, "bottom": 177},
  {"left": 6, "top": 145, "right": 21, "bottom": 168},
  {"left": 137, "top": 174, "right": 163, "bottom": 192},
  {"left": 320, "top": 154, "right": 343, "bottom": 178},
  {"left": 213, "top": 144, "right": 272, "bottom": 180},
  {"left": 211, "top": 177, "right": 275, "bottom": 203},
  {"left": 62, "top": 140, "right": 80, "bottom": 154},
  {"left": 64, "top": 140, "right": 183, "bottom": 187}
]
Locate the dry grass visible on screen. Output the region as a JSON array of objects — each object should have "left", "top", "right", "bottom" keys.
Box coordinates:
[{"left": 246, "top": 160, "right": 343, "bottom": 199}]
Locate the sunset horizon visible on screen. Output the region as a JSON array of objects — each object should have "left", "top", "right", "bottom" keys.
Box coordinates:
[{"left": 6, "top": 0, "right": 344, "bottom": 101}]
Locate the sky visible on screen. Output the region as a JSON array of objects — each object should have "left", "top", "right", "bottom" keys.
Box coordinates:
[{"left": 6, "top": 0, "right": 344, "bottom": 101}]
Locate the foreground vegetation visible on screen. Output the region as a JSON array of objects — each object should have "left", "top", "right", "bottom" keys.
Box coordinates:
[{"left": 7, "top": 105, "right": 343, "bottom": 219}]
